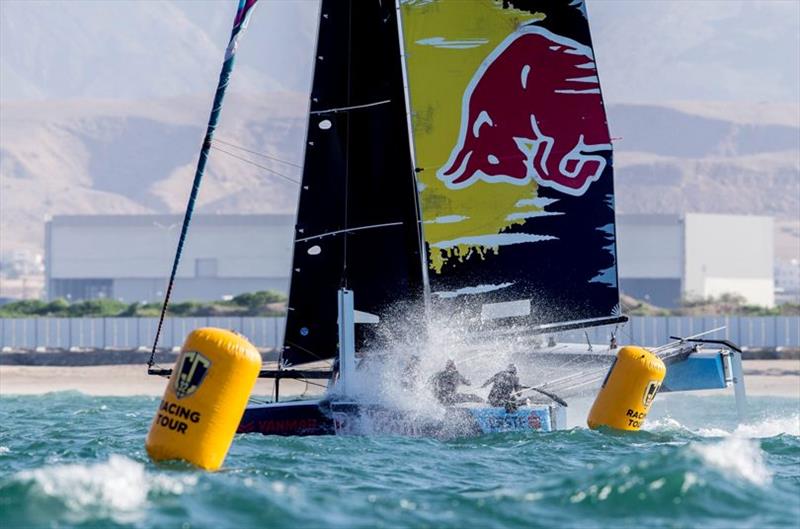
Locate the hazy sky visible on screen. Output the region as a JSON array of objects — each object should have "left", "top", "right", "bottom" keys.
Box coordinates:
[{"left": 1, "top": 0, "right": 798, "bottom": 105}]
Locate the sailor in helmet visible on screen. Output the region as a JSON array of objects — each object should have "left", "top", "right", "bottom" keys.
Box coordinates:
[
  {"left": 430, "top": 359, "right": 480, "bottom": 405},
  {"left": 482, "top": 363, "right": 524, "bottom": 413},
  {"left": 400, "top": 354, "right": 421, "bottom": 391}
]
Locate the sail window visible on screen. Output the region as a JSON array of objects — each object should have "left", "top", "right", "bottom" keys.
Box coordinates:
[
  {"left": 318, "top": 120, "right": 332, "bottom": 130},
  {"left": 308, "top": 245, "right": 322, "bottom": 255}
]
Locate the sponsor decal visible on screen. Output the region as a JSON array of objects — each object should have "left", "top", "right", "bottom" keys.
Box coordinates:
[
  {"left": 239, "top": 419, "right": 320, "bottom": 435},
  {"left": 439, "top": 26, "right": 611, "bottom": 197},
  {"left": 156, "top": 399, "right": 201, "bottom": 435},
  {"left": 475, "top": 410, "right": 544, "bottom": 432},
  {"left": 643, "top": 380, "right": 661, "bottom": 408},
  {"left": 173, "top": 351, "right": 211, "bottom": 399},
  {"left": 626, "top": 408, "right": 647, "bottom": 428}
]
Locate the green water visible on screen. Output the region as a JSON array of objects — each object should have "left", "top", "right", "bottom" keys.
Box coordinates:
[{"left": 0, "top": 392, "right": 798, "bottom": 529}]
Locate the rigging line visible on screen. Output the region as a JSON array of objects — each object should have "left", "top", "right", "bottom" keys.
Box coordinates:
[
  {"left": 309, "top": 99, "right": 391, "bottom": 115},
  {"left": 296, "top": 205, "right": 557, "bottom": 245},
  {"left": 284, "top": 339, "right": 334, "bottom": 366},
  {"left": 211, "top": 145, "right": 301, "bottom": 185},
  {"left": 545, "top": 371, "right": 607, "bottom": 394},
  {"left": 651, "top": 327, "right": 726, "bottom": 354},
  {"left": 302, "top": 379, "right": 329, "bottom": 389},
  {"left": 213, "top": 138, "right": 303, "bottom": 168},
  {"left": 530, "top": 353, "right": 596, "bottom": 384},
  {"left": 295, "top": 221, "right": 404, "bottom": 243}
]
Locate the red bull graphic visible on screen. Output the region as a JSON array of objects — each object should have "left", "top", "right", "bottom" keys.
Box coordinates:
[{"left": 438, "top": 26, "right": 611, "bottom": 197}]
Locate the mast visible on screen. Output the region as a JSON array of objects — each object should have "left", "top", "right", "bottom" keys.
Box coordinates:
[{"left": 395, "top": 0, "right": 432, "bottom": 314}]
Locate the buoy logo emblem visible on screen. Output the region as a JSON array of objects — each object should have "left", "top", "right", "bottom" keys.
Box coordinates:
[
  {"left": 174, "top": 351, "right": 211, "bottom": 399},
  {"left": 643, "top": 380, "right": 660, "bottom": 408}
]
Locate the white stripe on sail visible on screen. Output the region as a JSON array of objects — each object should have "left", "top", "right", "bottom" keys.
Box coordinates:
[
  {"left": 515, "top": 197, "right": 559, "bottom": 208},
  {"left": 430, "top": 233, "right": 556, "bottom": 249},
  {"left": 506, "top": 210, "right": 564, "bottom": 221},
  {"left": 424, "top": 215, "right": 469, "bottom": 224},
  {"left": 433, "top": 282, "right": 514, "bottom": 299},
  {"left": 416, "top": 37, "right": 489, "bottom": 49}
]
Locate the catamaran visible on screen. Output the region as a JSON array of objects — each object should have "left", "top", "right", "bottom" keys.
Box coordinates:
[{"left": 149, "top": 0, "right": 746, "bottom": 437}]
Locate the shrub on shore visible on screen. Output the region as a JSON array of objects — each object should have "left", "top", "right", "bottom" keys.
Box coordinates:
[
  {"left": 0, "top": 291, "right": 287, "bottom": 318},
  {"left": 621, "top": 292, "right": 799, "bottom": 317}
]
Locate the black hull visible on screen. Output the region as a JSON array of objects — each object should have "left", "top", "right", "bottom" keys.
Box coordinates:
[
  {"left": 238, "top": 399, "right": 556, "bottom": 437},
  {"left": 238, "top": 401, "right": 335, "bottom": 436}
]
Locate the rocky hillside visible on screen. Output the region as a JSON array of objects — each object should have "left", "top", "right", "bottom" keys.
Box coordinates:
[
  {"left": 2, "top": 97, "right": 797, "bottom": 260},
  {"left": 0, "top": 93, "right": 306, "bottom": 256},
  {"left": 611, "top": 102, "right": 799, "bottom": 219}
]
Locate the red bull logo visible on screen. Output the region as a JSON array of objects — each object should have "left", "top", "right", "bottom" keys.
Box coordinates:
[{"left": 438, "top": 26, "right": 611, "bottom": 197}]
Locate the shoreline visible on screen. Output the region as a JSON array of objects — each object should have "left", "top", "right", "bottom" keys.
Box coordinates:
[
  {"left": 0, "top": 360, "right": 797, "bottom": 399},
  {"left": 0, "top": 364, "right": 325, "bottom": 399}
]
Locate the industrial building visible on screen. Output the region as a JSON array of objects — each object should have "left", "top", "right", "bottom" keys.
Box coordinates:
[
  {"left": 616, "top": 213, "right": 774, "bottom": 308},
  {"left": 45, "top": 214, "right": 293, "bottom": 302},
  {"left": 775, "top": 258, "right": 800, "bottom": 305},
  {"left": 46, "top": 212, "right": 776, "bottom": 308}
]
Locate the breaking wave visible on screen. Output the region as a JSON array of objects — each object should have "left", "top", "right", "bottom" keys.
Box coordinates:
[{"left": 4, "top": 455, "right": 196, "bottom": 524}]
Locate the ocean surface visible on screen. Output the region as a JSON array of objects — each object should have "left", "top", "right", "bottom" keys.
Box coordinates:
[{"left": 0, "top": 392, "right": 798, "bottom": 529}]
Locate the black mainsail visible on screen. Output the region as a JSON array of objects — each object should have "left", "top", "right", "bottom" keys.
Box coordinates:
[{"left": 282, "top": 0, "right": 425, "bottom": 366}]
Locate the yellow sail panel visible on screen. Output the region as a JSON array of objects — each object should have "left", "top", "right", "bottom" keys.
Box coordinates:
[{"left": 402, "top": 1, "right": 548, "bottom": 273}]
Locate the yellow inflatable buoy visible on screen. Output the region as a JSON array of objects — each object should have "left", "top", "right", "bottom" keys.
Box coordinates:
[
  {"left": 587, "top": 346, "right": 666, "bottom": 431},
  {"left": 146, "top": 327, "right": 261, "bottom": 470}
]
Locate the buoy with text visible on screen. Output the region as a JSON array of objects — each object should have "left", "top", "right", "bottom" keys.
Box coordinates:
[
  {"left": 587, "top": 346, "right": 666, "bottom": 431},
  {"left": 146, "top": 327, "right": 261, "bottom": 470}
]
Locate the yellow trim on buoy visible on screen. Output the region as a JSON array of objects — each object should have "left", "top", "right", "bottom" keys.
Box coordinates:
[
  {"left": 587, "top": 346, "right": 666, "bottom": 431},
  {"left": 146, "top": 327, "right": 261, "bottom": 470}
]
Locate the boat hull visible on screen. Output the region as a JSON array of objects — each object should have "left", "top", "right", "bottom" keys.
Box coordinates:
[
  {"left": 238, "top": 400, "right": 335, "bottom": 436},
  {"left": 238, "top": 400, "right": 560, "bottom": 437}
]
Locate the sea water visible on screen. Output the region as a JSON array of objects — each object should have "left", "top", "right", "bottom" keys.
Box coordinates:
[{"left": 0, "top": 392, "right": 798, "bottom": 529}]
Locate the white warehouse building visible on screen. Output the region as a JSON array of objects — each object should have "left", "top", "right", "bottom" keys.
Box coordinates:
[
  {"left": 45, "top": 215, "right": 293, "bottom": 302},
  {"left": 46, "top": 213, "right": 774, "bottom": 308},
  {"left": 616, "top": 213, "right": 774, "bottom": 308}
]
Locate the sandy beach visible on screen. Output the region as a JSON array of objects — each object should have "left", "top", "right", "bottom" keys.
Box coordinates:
[
  {"left": 0, "top": 360, "right": 797, "bottom": 399},
  {"left": 0, "top": 363, "right": 326, "bottom": 399}
]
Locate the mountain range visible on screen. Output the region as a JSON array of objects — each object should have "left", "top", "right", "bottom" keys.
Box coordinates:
[{"left": 1, "top": 95, "right": 797, "bottom": 260}]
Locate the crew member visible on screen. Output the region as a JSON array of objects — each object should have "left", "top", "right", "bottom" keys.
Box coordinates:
[
  {"left": 430, "top": 359, "right": 479, "bottom": 405},
  {"left": 482, "top": 364, "right": 524, "bottom": 413},
  {"left": 401, "top": 355, "right": 420, "bottom": 391}
]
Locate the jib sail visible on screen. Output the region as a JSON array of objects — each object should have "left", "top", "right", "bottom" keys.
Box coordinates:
[
  {"left": 400, "top": 0, "right": 622, "bottom": 330},
  {"left": 282, "top": 0, "right": 425, "bottom": 366}
]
